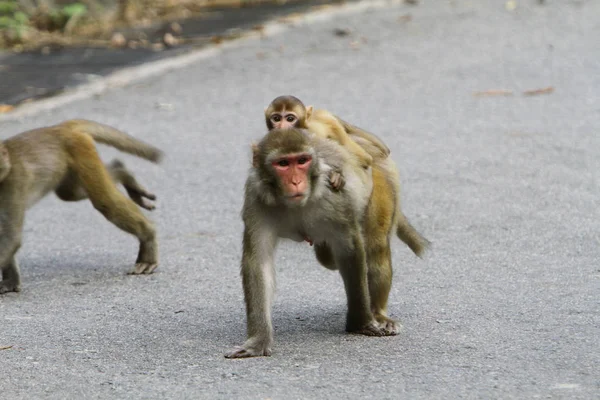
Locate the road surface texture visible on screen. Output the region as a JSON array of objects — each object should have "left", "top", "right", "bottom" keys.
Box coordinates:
[{"left": 1, "top": 0, "right": 599, "bottom": 398}]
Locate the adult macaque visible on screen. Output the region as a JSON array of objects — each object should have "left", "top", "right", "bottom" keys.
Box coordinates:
[
  {"left": 226, "top": 127, "right": 405, "bottom": 359},
  {"left": 0, "top": 119, "right": 163, "bottom": 294},
  {"left": 264, "top": 95, "right": 429, "bottom": 258}
]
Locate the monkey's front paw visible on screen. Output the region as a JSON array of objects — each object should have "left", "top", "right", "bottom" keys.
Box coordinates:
[
  {"left": 224, "top": 345, "right": 272, "bottom": 359},
  {"left": 0, "top": 281, "right": 21, "bottom": 294},
  {"left": 348, "top": 320, "right": 387, "bottom": 337},
  {"left": 328, "top": 170, "right": 346, "bottom": 191},
  {"left": 128, "top": 262, "right": 158, "bottom": 275},
  {"left": 375, "top": 315, "right": 402, "bottom": 336}
]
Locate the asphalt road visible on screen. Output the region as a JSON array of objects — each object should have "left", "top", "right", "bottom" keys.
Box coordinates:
[{"left": 1, "top": 0, "right": 599, "bottom": 398}]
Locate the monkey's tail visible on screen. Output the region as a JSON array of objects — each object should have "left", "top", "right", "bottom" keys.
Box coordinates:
[
  {"left": 61, "top": 119, "right": 164, "bottom": 163},
  {"left": 395, "top": 213, "right": 430, "bottom": 258}
]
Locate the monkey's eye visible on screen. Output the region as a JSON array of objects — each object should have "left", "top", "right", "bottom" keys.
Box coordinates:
[
  {"left": 286, "top": 115, "right": 296, "bottom": 123},
  {"left": 272, "top": 115, "right": 281, "bottom": 122},
  {"left": 297, "top": 156, "right": 309, "bottom": 165},
  {"left": 277, "top": 159, "right": 289, "bottom": 167}
]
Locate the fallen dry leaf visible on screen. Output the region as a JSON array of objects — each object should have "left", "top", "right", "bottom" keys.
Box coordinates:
[
  {"left": 505, "top": 0, "right": 517, "bottom": 11},
  {"left": 398, "top": 14, "right": 413, "bottom": 23},
  {"left": 0, "top": 345, "right": 13, "bottom": 350},
  {"left": 277, "top": 13, "right": 303, "bottom": 24},
  {"left": 312, "top": 4, "right": 333, "bottom": 11},
  {"left": 473, "top": 89, "right": 514, "bottom": 97},
  {"left": 162, "top": 33, "right": 179, "bottom": 47},
  {"left": 110, "top": 32, "right": 127, "bottom": 48},
  {"left": 155, "top": 102, "right": 174, "bottom": 111},
  {"left": 523, "top": 86, "right": 554, "bottom": 96},
  {"left": 151, "top": 42, "right": 165, "bottom": 51},
  {"left": 211, "top": 36, "right": 224, "bottom": 45},
  {"left": 0, "top": 104, "right": 15, "bottom": 113},
  {"left": 169, "top": 22, "right": 183, "bottom": 35}
]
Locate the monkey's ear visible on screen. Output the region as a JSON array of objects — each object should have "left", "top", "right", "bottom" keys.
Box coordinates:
[
  {"left": 306, "top": 105, "right": 314, "bottom": 120},
  {"left": 251, "top": 143, "right": 260, "bottom": 168}
]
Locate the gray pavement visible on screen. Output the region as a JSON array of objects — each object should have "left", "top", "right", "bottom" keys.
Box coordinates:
[{"left": 1, "top": 0, "right": 599, "bottom": 398}]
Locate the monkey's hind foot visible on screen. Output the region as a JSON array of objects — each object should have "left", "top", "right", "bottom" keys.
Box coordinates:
[
  {"left": 224, "top": 345, "right": 272, "bottom": 359},
  {"left": 375, "top": 315, "right": 402, "bottom": 336},
  {"left": 126, "top": 188, "right": 157, "bottom": 211},
  {"left": 0, "top": 280, "right": 21, "bottom": 294},
  {"left": 110, "top": 159, "right": 158, "bottom": 211},
  {"left": 128, "top": 262, "right": 158, "bottom": 275}
]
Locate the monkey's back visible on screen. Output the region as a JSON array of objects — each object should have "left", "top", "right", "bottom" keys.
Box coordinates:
[
  {"left": 363, "top": 158, "right": 400, "bottom": 242},
  {"left": 4, "top": 127, "right": 70, "bottom": 208}
]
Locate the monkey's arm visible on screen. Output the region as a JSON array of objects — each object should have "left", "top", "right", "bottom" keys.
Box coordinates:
[
  {"left": 335, "top": 116, "right": 391, "bottom": 158},
  {"left": 225, "top": 217, "right": 278, "bottom": 358},
  {"left": 309, "top": 134, "right": 352, "bottom": 191}
]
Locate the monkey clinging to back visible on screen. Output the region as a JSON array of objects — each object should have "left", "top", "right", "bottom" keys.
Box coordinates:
[{"left": 0, "top": 119, "right": 163, "bottom": 294}]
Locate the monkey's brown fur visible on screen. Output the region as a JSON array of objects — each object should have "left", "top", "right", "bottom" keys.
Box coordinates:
[
  {"left": 226, "top": 128, "right": 404, "bottom": 358},
  {"left": 0, "top": 119, "right": 163, "bottom": 294}
]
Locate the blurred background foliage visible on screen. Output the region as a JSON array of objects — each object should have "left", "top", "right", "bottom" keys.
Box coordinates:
[{"left": 0, "top": 0, "right": 305, "bottom": 49}]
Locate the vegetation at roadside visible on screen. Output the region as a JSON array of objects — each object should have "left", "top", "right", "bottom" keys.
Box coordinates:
[{"left": 0, "top": 0, "right": 310, "bottom": 50}]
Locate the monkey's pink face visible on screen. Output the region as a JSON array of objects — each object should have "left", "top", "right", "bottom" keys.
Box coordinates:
[
  {"left": 272, "top": 153, "right": 313, "bottom": 202},
  {"left": 269, "top": 112, "right": 299, "bottom": 129}
]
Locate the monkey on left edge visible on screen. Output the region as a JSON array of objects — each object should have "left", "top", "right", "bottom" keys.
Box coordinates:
[{"left": 0, "top": 119, "right": 164, "bottom": 294}]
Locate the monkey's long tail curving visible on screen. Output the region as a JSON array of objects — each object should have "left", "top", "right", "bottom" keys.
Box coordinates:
[
  {"left": 60, "top": 119, "right": 164, "bottom": 163},
  {"left": 395, "top": 214, "right": 430, "bottom": 258}
]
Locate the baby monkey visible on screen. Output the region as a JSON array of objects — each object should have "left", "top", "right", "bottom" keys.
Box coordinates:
[
  {"left": 0, "top": 119, "right": 163, "bottom": 294},
  {"left": 264, "top": 95, "right": 391, "bottom": 190}
]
